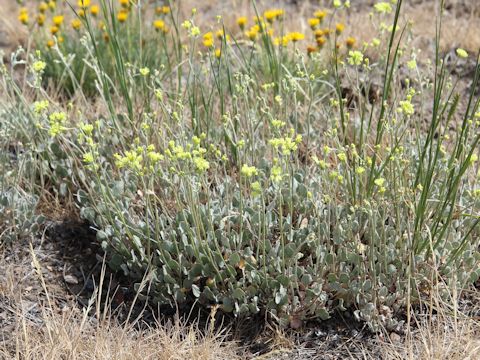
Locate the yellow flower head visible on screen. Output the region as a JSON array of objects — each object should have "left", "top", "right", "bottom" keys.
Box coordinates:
[
  {"left": 314, "top": 10, "right": 327, "bottom": 20},
  {"left": 117, "top": 10, "right": 128, "bottom": 23},
  {"left": 90, "top": 5, "right": 100, "bottom": 16},
  {"left": 215, "top": 29, "right": 226, "bottom": 40},
  {"left": 39, "top": 2, "right": 49, "bottom": 13},
  {"left": 203, "top": 37, "right": 214, "bottom": 48},
  {"left": 264, "top": 9, "right": 282, "bottom": 23},
  {"left": 456, "top": 48, "right": 468, "bottom": 59},
  {"left": 37, "top": 14, "right": 46, "bottom": 26},
  {"left": 53, "top": 15, "right": 64, "bottom": 26},
  {"left": 78, "top": 0, "right": 90, "bottom": 8},
  {"left": 237, "top": 16, "right": 247, "bottom": 29},
  {"left": 18, "top": 9, "right": 29, "bottom": 25},
  {"left": 193, "top": 157, "right": 210, "bottom": 173},
  {"left": 314, "top": 29, "right": 324, "bottom": 38},
  {"left": 32, "top": 60, "right": 47, "bottom": 73},
  {"left": 241, "top": 164, "right": 258, "bottom": 178},
  {"left": 316, "top": 36, "right": 326, "bottom": 47},
  {"left": 308, "top": 18, "right": 320, "bottom": 29},
  {"left": 153, "top": 19, "right": 165, "bottom": 31},
  {"left": 71, "top": 19, "right": 82, "bottom": 30},
  {"left": 270, "top": 165, "right": 283, "bottom": 183},
  {"left": 346, "top": 36, "right": 356, "bottom": 48},
  {"left": 245, "top": 27, "right": 258, "bottom": 41},
  {"left": 33, "top": 100, "right": 50, "bottom": 113},
  {"left": 374, "top": 2, "right": 393, "bottom": 14},
  {"left": 335, "top": 23, "right": 345, "bottom": 34},
  {"left": 288, "top": 32, "right": 305, "bottom": 42},
  {"left": 348, "top": 50, "right": 364, "bottom": 66}
]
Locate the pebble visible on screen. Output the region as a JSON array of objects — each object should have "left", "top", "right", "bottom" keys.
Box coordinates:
[{"left": 63, "top": 274, "right": 79, "bottom": 285}]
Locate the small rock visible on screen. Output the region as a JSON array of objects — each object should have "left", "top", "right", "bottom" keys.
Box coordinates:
[
  {"left": 389, "top": 332, "right": 401, "bottom": 343},
  {"left": 289, "top": 317, "right": 303, "bottom": 329},
  {"left": 64, "top": 274, "right": 79, "bottom": 285}
]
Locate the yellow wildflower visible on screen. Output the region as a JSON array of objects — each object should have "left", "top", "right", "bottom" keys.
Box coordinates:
[
  {"left": 308, "top": 18, "right": 320, "bottom": 29},
  {"left": 39, "top": 2, "right": 49, "bottom": 13},
  {"left": 335, "top": 23, "right": 345, "bottom": 34},
  {"left": 71, "top": 19, "right": 82, "bottom": 30},
  {"left": 314, "top": 10, "right": 327, "bottom": 20},
  {"left": 33, "top": 100, "right": 49, "bottom": 113},
  {"left": 348, "top": 50, "right": 364, "bottom": 66},
  {"left": 241, "top": 164, "right": 258, "bottom": 178},
  {"left": 456, "top": 48, "right": 468, "bottom": 58},
  {"left": 90, "top": 5, "right": 100, "bottom": 16},
  {"left": 117, "top": 10, "right": 128, "bottom": 22},
  {"left": 193, "top": 157, "right": 209, "bottom": 172},
  {"left": 78, "top": 0, "right": 90, "bottom": 8},
  {"left": 288, "top": 32, "right": 305, "bottom": 42},
  {"left": 18, "top": 10, "right": 29, "bottom": 25},
  {"left": 346, "top": 36, "right": 356, "bottom": 48},
  {"left": 37, "top": 14, "right": 46, "bottom": 26},
  {"left": 270, "top": 165, "right": 283, "bottom": 183},
  {"left": 153, "top": 19, "right": 165, "bottom": 31},
  {"left": 245, "top": 27, "right": 258, "bottom": 41},
  {"left": 237, "top": 16, "right": 247, "bottom": 29},
  {"left": 374, "top": 2, "right": 393, "bottom": 14},
  {"left": 32, "top": 60, "right": 47, "bottom": 73},
  {"left": 53, "top": 15, "right": 64, "bottom": 26}
]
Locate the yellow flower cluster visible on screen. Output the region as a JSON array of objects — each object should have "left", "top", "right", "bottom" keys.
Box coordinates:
[
  {"left": 48, "top": 111, "right": 68, "bottom": 137},
  {"left": 17, "top": 0, "right": 172, "bottom": 48},
  {"left": 269, "top": 132, "right": 303, "bottom": 156},
  {"left": 114, "top": 144, "right": 164, "bottom": 175},
  {"left": 160, "top": 134, "right": 225, "bottom": 175},
  {"left": 153, "top": 5, "right": 170, "bottom": 33},
  {"left": 305, "top": 9, "right": 356, "bottom": 54},
  {"left": 33, "top": 100, "right": 50, "bottom": 114},
  {"left": 17, "top": 2, "right": 358, "bottom": 56},
  {"left": 240, "top": 164, "right": 258, "bottom": 178},
  {"left": 263, "top": 9, "right": 284, "bottom": 23}
]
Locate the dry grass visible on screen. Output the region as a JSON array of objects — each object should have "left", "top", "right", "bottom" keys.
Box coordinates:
[
  {"left": 382, "top": 309, "right": 480, "bottom": 360},
  {"left": 0, "top": 245, "right": 239, "bottom": 360},
  {"left": 4, "top": 312, "right": 238, "bottom": 360}
]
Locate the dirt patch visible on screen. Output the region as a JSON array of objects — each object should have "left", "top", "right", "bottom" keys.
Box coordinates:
[{"left": 0, "top": 0, "right": 25, "bottom": 56}]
